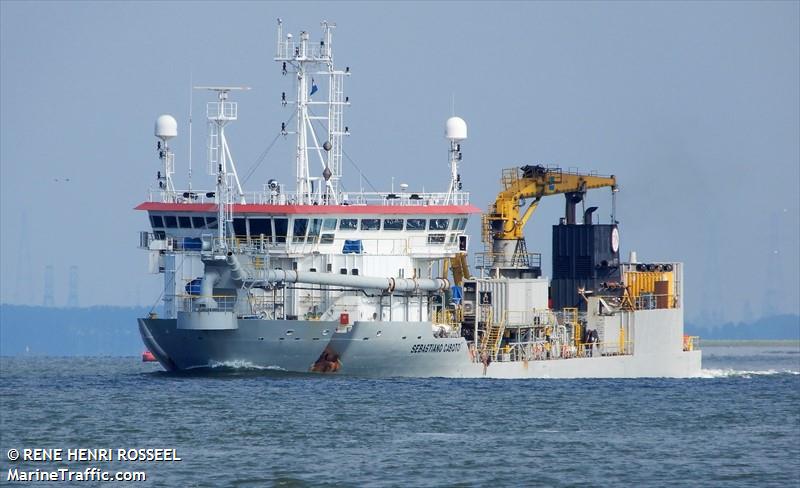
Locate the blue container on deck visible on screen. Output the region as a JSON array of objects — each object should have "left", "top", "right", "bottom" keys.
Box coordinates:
[
  {"left": 185, "top": 278, "right": 202, "bottom": 295},
  {"left": 343, "top": 240, "right": 363, "bottom": 254},
  {"left": 181, "top": 237, "right": 203, "bottom": 250}
]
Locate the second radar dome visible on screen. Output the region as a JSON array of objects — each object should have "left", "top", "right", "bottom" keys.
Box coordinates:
[{"left": 445, "top": 116, "right": 467, "bottom": 141}]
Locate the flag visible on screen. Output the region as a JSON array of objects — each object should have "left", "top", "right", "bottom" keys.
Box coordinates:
[{"left": 309, "top": 79, "right": 318, "bottom": 96}]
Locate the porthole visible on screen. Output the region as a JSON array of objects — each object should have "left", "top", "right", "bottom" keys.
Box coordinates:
[
  {"left": 286, "top": 330, "right": 294, "bottom": 336},
  {"left": 376, "top": 330, "right": 382, "bottom": 337},
  {"left": 322, "top": 329, "right": 330, "bottom": 336}
]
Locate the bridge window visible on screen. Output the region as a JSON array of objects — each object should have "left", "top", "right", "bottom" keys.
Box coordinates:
[
  {"left": 308, "top": 219, "right": 322, "bottom": 242},
  {"left": 150, "top": 215, "right": 164, "bottom": 228},
  {"left": 428, "top": 234, "right": 446, "bottom": 244},
  {"left": 453, "top": 218, "right": 467, "bottom": 230},
  {"left": 361, "top": 219, "right": 381, "bottom": 231},
  {"left": 322, "top": 218, "right": 337, "bottom": 231},
  {"left": 320, "top": 233, "right": 335, "bottom": 244},
  {"left": 339, "top": 219, "right": 357, "bottom": 230},
  {"left": 249, "top": 218, "right": 271, "bottom": 239},
  {"left": 274, "top": 218, "right": 288, "bottom": 243},
  {"left": 206, "top": 217, "right": 218, "bottom": 229},
  {"left": 164, "top": 216, "right": 178, "bottom": 228},
  {"left": 178, "top": 216, "right": 192, "bottom": 228},
  {"left": 383, "top": 218, "right": 404, "bottom": 230},
  {"left": 293, "top": 218, "right": 308, "bottom": 242},
  {"left": 192, "top": 216, "right": 206, "bottom": 229},
  {"left": 406, "top": 219, "right": 426, "bottom": 231},
  {"left": 429, "top": 219, "right": 449, "bottom": 230},
  {"left": 233, "top": 218, "right": 247, "bottom": 237}
]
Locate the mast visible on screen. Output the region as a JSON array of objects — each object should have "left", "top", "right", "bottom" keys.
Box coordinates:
[
  {"left": 275, "top": 19, "right": 349, "bottom": 205},
  {"left": 195, "top": 85, "right": 250, "bottom": 246}
]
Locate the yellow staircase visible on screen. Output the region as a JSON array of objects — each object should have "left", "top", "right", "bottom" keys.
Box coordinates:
[{"left": 480, "top": 312, "right": 506, "bottom": 358}]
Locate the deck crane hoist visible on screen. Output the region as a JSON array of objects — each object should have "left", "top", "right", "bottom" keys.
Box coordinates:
[{"left": 482, "top": 165, "right": 618, "bottom": 278}]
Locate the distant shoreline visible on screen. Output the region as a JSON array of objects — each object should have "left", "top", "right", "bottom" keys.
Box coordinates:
[
  {"left": 698, "top": 339, "right": 799, "bottom": 347},
  {"left": 1, "top": 305, "right": 798, "bottom": 356}
]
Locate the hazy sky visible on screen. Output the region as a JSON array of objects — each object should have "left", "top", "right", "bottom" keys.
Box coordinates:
[{"left": 1, "top": 1, "right": 798, "bottom": 324}]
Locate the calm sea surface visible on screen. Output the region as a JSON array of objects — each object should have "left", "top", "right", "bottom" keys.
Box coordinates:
[{"left": 1, "top": 342, "right": 798, "bottom": 487}]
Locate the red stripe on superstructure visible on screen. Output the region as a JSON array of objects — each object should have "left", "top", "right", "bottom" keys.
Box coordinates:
[{"left": 135, "top": 202, "right": 483, "bottom": 215}]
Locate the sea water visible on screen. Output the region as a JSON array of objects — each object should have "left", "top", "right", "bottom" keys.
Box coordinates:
[{"left": 1, "top": 342, "right": 798, "bottom": 487}]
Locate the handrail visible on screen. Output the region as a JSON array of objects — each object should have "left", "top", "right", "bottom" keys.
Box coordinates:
[
  {"left": 147, "top": 188, "right": 471, "bottom": 206},
  {"left": 484, "top": 339, "right": 634, "bottom": 363},
  {"left": 475, "top": 251, "right": 542, "bottom": 270},
  {"left": 175, "top": 294, "right": 237, "bottom": 313}
]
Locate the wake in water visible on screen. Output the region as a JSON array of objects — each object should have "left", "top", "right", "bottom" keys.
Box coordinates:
[
  {"left": 696, "top": 368, "right": 800, "bottom": 379},
  {"left": 207, "top": 360, "right": 287, "bottom": 371}
]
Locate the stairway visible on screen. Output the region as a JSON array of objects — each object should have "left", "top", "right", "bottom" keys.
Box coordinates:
[{"left": 481, "top": 318, "right": 506, "bottom": 358}]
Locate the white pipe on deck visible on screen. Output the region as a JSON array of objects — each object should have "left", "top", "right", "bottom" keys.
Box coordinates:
[{"left": 225, "top": 253, "right": 448, "bottom": 293}]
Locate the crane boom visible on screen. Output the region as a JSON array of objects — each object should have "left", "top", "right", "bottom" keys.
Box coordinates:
[
  {"left": 481, "top": 165, "right": 617, "bottom": 278},
  {"left": 488, "top": 165, "right": 617, "bottom": 240}
]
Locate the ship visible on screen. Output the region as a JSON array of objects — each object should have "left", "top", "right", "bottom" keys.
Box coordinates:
[{"left": 136, "top": 20, "right": 701, "bottom": 378}]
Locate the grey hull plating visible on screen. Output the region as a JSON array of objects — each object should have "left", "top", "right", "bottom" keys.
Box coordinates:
[
  {"left": 139, "top": 309, "right": 702, "bottom": 378},
  {"left": 138, "top": 318, "right": 335, "bottom": 372}
]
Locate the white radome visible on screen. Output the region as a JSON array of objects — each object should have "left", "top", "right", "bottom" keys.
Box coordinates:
[
  {"left": 445, "top": 116, "right": 467, "bottom": 141},
  {"left": 155, "top": 114, "right": 178, "bottom": 141}
]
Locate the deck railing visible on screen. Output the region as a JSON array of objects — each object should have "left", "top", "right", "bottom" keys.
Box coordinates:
[
  {"left": 486, "top": 340, "right": 634, "bottom": 363},
  {"left": 176, "top": 294, "right": 237, "bottom": 313},
  {"left": 146, "top": 188, "right": 470, "bottom": 207}
]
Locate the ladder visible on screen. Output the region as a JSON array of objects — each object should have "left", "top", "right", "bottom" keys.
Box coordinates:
[
  {"left": 563, "top": 307, "right": 581, "bottom": 348},
  {"left": 481, "top": 213, "right": 493, "bottom": 246},
  {"left": 480, "top": 311, "right": 505, "bottom": 358}
]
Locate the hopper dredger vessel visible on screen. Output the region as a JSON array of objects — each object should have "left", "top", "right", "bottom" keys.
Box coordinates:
[{"left": 137, "top": 21, "right": 701, "bottom": 378}]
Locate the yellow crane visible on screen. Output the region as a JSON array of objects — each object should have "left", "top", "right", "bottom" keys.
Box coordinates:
[{"left": 483, "top": 165, "right": 617, "bottom": 276}]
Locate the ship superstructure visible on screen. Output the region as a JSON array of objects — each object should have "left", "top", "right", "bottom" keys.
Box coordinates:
[{"left": 137, "top": 21, "right": 701, "bottom": 378}]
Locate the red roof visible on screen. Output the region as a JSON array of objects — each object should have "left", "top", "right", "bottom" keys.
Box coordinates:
[{"left": 135, "top": 202, "right": 482, "bottom": 215}]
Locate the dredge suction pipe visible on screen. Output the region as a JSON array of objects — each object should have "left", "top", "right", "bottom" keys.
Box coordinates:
[{"left": 225, "top": 253, "right": 448, "bottom": 293}]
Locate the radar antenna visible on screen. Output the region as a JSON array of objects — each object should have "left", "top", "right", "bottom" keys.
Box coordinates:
[
  {"left": 275, "top": 19, "right": 350, "bottom": 204},
  {"left": 194, "top": 85, "right": 250, "bottom": 245}
]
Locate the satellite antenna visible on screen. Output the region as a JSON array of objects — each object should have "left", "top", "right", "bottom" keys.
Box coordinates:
[
  {"left": 154, "top": 114, "right": 178, "bottom": 198},
  {"left": 444, "top": 116, "right": 467, "bottom": 204}
]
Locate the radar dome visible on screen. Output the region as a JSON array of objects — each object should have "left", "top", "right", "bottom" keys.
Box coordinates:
[
  {"left": 445, "top": 116, "right": 467, "bottom": 141},
  {"left": 155, "top": 114, "right": 178, "bottom": 141}
]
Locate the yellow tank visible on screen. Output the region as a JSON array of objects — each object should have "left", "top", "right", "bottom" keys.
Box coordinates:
[{"left": 624, "top": 270, "right": 674, "bottom": 308}]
